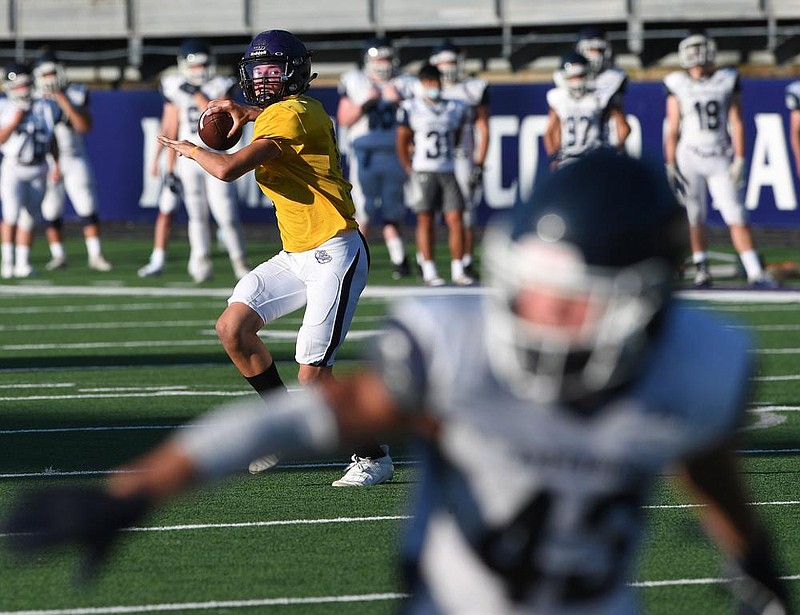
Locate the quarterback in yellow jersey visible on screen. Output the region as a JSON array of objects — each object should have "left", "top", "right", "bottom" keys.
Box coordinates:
[
  {"left": 252, "top": 95, "right": 358, "bottom": 252},
  {"left": 157, "top": 30, "right": 393, "bottom": 487}
]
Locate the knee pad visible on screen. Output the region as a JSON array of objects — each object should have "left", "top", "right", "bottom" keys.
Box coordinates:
[{"left": 47, "top": 217, "right": 64, "bottom": 231}]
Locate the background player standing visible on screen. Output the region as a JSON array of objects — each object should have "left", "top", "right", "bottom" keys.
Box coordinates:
[
  {"left": 575, "top": 27, "right": 631, "bottom": 149},
  {"left": 544, "top": 53, "right": 628, "bottom": 166},
  {"left": 429, "top": 40, "right": 489, "bottom": 279},
  {"left": 337, "top": 38, "right": 415, "bottom": 279},
  {"left": 24, "top": 51, "right": 113, "bottom": 273},
  {"left": 138, "top": 39, "right": 249, "bottom": 283},
  {"left": 0, "top": 63, "right": 61, "bottom": 279},
  {"left": 664, "top": 31, "right": 776, "bottom": 289},
  {"left": 397, "top": 64, "right": 472, "bottom": 287}
]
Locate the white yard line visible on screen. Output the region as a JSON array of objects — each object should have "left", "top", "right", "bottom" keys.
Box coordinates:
[
  {"left": 0, "top": 390, "right": 251, "bottom": 402},
  {"left": 0, "top": 593, "right": 410, "bottom": 615},
  {"left": 0, "top": 321, "right": 215, "bottom": 332},
  {"left": 0, "top": 302, "right": 222, "bottom": 315}
]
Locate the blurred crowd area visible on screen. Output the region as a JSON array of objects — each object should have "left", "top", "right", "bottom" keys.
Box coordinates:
[{"left": 0, "top": 0, "right": 798, "bottom": 89}]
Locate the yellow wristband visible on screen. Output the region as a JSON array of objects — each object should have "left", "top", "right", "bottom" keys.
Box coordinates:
[{"left": 190, "top": 145, "right": 199, "bottom": 159}]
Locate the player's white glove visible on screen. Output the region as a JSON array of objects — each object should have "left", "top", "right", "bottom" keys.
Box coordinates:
[
  {"left": 729, "top": 156, "right": 746, "bottom": 190},
  {"left": 665, "top": 163, "right": 687, "bottom": 202}
]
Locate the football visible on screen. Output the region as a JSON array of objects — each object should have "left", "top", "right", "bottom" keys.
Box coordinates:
[{"left": 197, "top": 110, "right": 242, "bottom": 151}]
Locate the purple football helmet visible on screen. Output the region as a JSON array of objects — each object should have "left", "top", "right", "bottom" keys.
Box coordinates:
[{"left": 238, "top": 30, "right": 316, "bottom": 107}]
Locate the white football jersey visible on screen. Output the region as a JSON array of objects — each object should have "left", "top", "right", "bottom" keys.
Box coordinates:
[
  {"left": 441, "top": 77, "right": 489, "bottom": 157},
  {"left": 664, "top": 67, "right": 739, "bottom": 152},
  {"left": 592, "top": 67, "right": 627, "bottom": 107},
  {"left": 547, "top": 86, "right": 613, "bottom": 159},
  {"left": 161, "top": 74, "right": 236, "bottom": 143},
  {"left": 0, "top": 97, "right": 62, "bottom": 164},
  {"left": 374, "top": 295, "right": 750, "bottom": 614},
  {"left": 53, "top": 83, "right": 90, "bottom": 159},
  {"left": 785, "top": 80, "right": 800, "bottom": 111},
  {"left": 338, "top": 70, "right": 415, "bottom": 151},
  {"left": 397, "top": 97, "right": 468, "bottom": 173}
]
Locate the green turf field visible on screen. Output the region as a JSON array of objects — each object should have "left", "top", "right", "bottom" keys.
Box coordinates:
[{"left": 0, "top": 232, "right": 798, "bottom": 614}]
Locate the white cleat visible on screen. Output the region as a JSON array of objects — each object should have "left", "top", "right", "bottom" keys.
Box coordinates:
[
  {"left": 452, "top": 274, "right": 475, "bottom": 287},
  {"left": 231, "top": 257, "right": 251, "bottom": 280},
  {"left": 693, "top": 269, "right": 712, "bottom": 288},
  {"left": 189, "top": 257, "right": 213, "bottom": 283},
  {"left": 248, "top": 454, "right": 280, "bottom": 475},
  {"left": 1, "top": 263, "right": 13, "bottom": 279},
  {"left": 45, "top": 255, "right": 68, "bottom": 271},
  {"left": 88, "top": 254, "right": 113, "bottom": 272},
  {"left": 332, "top": 446, "right": 394, "bottom": 487},
  {"left": 13, "top": 263, "right": 35, "bottom": 278},
  {"left": 137, "top": 262, "right": 164, "bottom": 278},
  {"left": 423, "top": 276, "right": 446, "bottom": 288}
]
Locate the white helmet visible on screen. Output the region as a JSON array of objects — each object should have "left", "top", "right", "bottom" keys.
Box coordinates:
[
  {"left": 178, "top": 39, "right": 216, "bottom": 86},
  {"left": 4, "top": 63, "right": 33, "bottom": 109},
  {"left": 363, "top": 38, "right": 397, "bottom": 83},
  {"left": 678, "top": 33, "right": 717, "bottom": 69},
  {"left": 430, "top": 40, "right": 464, "bottom": 84},
  {"left": 33, "top": 52, "right": 67, "bottom": 95}
]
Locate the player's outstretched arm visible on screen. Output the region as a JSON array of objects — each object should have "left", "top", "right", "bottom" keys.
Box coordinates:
[
  {"left": 156, "top": 133, "right": 280, "bottom": 182},
  {"left": 678, "top": 441, "right": 790, "bottom": 614}
]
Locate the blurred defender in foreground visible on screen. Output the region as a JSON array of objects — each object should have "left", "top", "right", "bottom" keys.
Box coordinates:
[{"left": 4, "top": 150, "right": 788, "bottom": 614}]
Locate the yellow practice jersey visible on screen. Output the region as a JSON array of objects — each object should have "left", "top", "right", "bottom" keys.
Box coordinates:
[{"left": 252, "top": 95, "right": 358, "bottom": 252}]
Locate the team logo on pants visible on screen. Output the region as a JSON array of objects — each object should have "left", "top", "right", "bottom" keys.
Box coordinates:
[{"left": 315, "top": 250, "right": 332, "bottom": 264}]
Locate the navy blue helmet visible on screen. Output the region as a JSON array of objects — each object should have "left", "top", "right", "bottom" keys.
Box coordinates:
[
  {"left": 483, "top": 149, "right": 686, "bottom": 403},
  {"left": 238, "top": 30, "right": 316, "bottom": 107}
]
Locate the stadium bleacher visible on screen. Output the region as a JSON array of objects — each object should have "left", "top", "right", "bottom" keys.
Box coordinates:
[{"left": 0, "top": 0, "right": 795, "bottom": 84}]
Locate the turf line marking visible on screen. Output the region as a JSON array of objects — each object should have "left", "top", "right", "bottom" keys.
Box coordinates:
[
  {"left": 630, "top": 574, "right": 800, "bottom": 588},
  {"left": 644, "top": 500, "right": 800, "bottom": 510},
  {"left": 0, "top": 425, "right": 186, "bottom": 435},
  {"left": 0, "top": 320, "right": 215, "bottom": 332},
  {"left": 0, "top": 302, "right": 222, "bottom": 315},
  {"left": 0, "top": 332, "right": 379, "bottom": 351},
  {"left": 0, "top": 593, "right": 410, "bottom": 615},
  {"left": 0, "top": 391, "right": 252, "bottom": 402},
  {"left": 0, "top": 383, "right": 74, "bottom": 389},
  {"left": 124, "top": 515, "right": 412, "bottom": 533}
]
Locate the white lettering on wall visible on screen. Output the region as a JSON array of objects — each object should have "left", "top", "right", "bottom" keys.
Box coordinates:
[
  {"left": 485, "top": 115, "right": 520, "bottom": 209},
  {"left": 139, "top": 117, "right": 162, "bottom": 207},
  {"left": 746, "top": 113, "right": 797, "bottom": 211}
]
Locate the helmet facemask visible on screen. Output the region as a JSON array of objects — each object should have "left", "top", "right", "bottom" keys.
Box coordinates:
[
  {"left": 561, "top": 58, "right": 589, "bottom": 98},
  {"left": 33, "top": 60, "right": 66, "bottom": 95},
  {"left": 483, "top": 226, "right": 672, "bottom": 405},
  {"left": 679, "top": 34, "right": 716, "bottom": 69},
  {"left": 238, "top": 55, "right": 312, "bottom": 107},
  {"left": 576, "top": 37, "right": 611, "bottom": 75},
  {"left": 5, "top": 69, "right": 33, "bottom": 109},
  {"left": 364, "top": 45, "right": 397, "bottom": 83},
  {"left": 179, "top": 51, "right": 215, "bottom": 86},
  {"left": 430, "top": 48, "right": 464, "bottom": 84}
]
